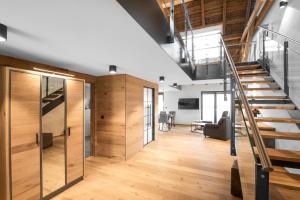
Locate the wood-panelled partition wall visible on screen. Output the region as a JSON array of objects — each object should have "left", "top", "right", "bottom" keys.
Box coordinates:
[{"left": 95, "top": 74, "right": 158, "bottom": 160}]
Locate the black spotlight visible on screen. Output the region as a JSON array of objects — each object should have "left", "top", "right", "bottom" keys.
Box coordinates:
[
  {"left": 0, "top": 23, "right": 7, "bottom": 42},
  {"left": 109, "top": 65, "right": 117, "bottom": 74},
  {"left": 159, "top": 76, "right": 165, "bottom": 82},
  {"left": 173, "top": 83, "right": 178, "bottom": 87},
  {"left": 280, "top": 0, "right": 288, "bottom": 9}
]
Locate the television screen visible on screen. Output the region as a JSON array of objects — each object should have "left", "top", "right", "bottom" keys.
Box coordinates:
[{"left": 178, "top": 98, "right": 199, "bottom": 110}]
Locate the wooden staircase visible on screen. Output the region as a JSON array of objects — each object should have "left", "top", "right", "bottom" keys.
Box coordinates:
[
  {"left": 236, "top": 62, "right": 300, "bottom": 197},
  {"left": 42, "top": 88, "right": 64, "bottom": 115}
]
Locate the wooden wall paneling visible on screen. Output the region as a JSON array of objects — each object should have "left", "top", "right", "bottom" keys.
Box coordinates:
[
  {"left": 95, "top": 75, "right": 126, "bottom": 160},
  {"left": 95, "top": 74, "right": 158, "bottom": 160},
  {"left": 66, "top": 79, "right": 84, "bottom": 183},
  {"left": 125, "top": 75, "right": 144, "bottom": 159},
  {"left": 125, "top": 75, "right": 158, "bottom": 159},
  {"left": 0, "top": 67, "right": 9, "bottom": 200},
  {"left": 0, "top": 55, "right": 96, "bottom": 84},
  {"left": 10, "top": 70, "right": 41, "bottom": 200}
]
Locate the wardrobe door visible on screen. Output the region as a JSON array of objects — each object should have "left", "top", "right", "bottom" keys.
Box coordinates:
[
  {"left": 66, "top": 79, "right": 84, "bottom": 183},
  {"left": 10, "top": 70, "right": 41, "bottom": 200}
]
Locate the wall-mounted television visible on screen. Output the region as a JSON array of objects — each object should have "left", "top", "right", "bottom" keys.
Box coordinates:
[{"left": 178, "top": 98, "right": 199, "bottom": 110}]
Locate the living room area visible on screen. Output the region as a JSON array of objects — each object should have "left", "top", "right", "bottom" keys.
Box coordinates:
[{"left": 158, "top": 81, "right": 232, "bottom": 140}]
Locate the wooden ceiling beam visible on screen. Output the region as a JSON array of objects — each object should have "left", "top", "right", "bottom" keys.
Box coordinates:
[
  {"left": 222, "top": 0, "right": 227, "bottom": 34},
  {"left": 201, "top": 0, "right": 205, "bottom": 26},
  {"left": 162, "top": 0, "right": 195, "bottom": 8},
  {"left": 223, "top": 33, "right": 242, "bottom": 41},
  {"left": 245, "top": 0, "right": 252, "bottom": 21},
  {"left": 241, "top": 0, "right": 266, "bottom": 42}
]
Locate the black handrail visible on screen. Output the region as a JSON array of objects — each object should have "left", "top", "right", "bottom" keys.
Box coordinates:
[{"left": 220, "top": 34, "right": 273, "bottom": 172}]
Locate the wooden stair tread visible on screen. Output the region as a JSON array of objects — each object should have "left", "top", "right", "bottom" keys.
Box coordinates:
[
  {"left": 255, "top": 117, "right": 300, "bottom": 124},
  {"left": 260, "top": 131, "right": 300, "bottom": 140},
  {"left": 236, "top": 64, "right": 261, "bottom": 71},
  {"left": 239, "top": 74, "right": 268, "bottom": 78},
  {"left": 250, "top": 104, "right": 296, "bottom": 110},
  {"left": 246, "top": 96, "right": 287, "bottom": 100},
  {"left": 238, "top": 70, "right": 268, "bottom": 75},
  {"left": 255, "top": 148, "right": 300, "bottom": 163},
  {"left": 241, "top": 80, "right": 274, "bottom": 84},
  {"left": 270, "top": 167, "right": 300, "bottom": 191},
  {"left": 244, "top": 122, "right": 276, "bottom": 131},
  {"left": 244, "top": 87, "right": 280, "bottom": 91}
]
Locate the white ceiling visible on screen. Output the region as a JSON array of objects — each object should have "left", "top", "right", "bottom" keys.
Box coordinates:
[{"left": 0, "top": 0, "right": 193, "bottom": 85}]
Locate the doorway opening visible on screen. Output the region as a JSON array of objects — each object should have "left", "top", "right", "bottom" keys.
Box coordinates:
[{"left": 85, "top": 83, "right": 92, "bottom": 157}]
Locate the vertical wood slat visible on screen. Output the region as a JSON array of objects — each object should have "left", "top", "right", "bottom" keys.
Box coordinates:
[
  {"left": 66, "top": 79, "right": 84, "bottom": 183},
  {"left": 0, "top": 67, "right": 9, "bottom": 200},
  {"left": 10, "top": 70, "right": 41, "bottom": 200}
]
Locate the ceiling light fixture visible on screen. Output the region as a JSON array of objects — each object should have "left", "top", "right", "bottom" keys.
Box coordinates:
[
  {"left": 0, "top": 23, "right": 7, "bottom": 42},
  {"left": 280, "top": 0, "right": 288, "bottom": 9},
  {"left": 159, "top": 76, "right": 165, "bottom": 82},
  {"left": 33, "top": 67, "right": 75, "bottom": 77},
  {"left": 109, "top": 65, "right": 117, "bottom": 74}
]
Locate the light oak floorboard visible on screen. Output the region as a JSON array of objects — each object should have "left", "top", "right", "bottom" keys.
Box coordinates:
[{"left": 55, "top": 126, "right": 240, "bottom": 200}]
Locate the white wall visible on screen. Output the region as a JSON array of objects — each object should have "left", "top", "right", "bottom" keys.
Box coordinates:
[{"left": 163, "top": 83, "right": 224, "bottom": 124}]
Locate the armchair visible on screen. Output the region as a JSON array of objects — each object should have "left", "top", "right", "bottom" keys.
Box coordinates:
[{"left": 203, "top": 111, "right": 230, "bottom": 140}]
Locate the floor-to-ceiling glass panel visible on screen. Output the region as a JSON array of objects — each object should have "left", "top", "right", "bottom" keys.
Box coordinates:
[
  {"left": 144, "top": 88, "right": 154, "bottom": 145},
  {"left": 216, "top": 93, "right": 231, "bottom": 120},
  {"left": 202, "top": 93, "right": 215, "bottom": 122}
]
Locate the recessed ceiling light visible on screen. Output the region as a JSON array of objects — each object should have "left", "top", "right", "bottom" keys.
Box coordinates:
[
  {"left": 109, "top": 65, "right": 117, "bottom": 74},
  {"left": 159, "top": 76, "right": 165, "bottom": 82},
  {"left": 0, "top": 23, "right": 7, "bottom": 42}
]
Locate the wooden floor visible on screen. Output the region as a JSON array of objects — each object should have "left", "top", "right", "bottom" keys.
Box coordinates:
[{"left": 55, "top": 126, "right": 239, "bottom": 200}]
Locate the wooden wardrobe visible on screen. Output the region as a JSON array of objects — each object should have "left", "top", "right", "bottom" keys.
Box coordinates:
[{"left": 0, "top": 67, "right": 85, "bottom": 200}]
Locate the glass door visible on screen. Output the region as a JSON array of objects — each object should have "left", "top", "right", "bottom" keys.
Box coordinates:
[
  {"left": 202, "top": 91, "right": 231, "bottom": 123},
  {"left": 144, "top": 88, "right": 154, "bottom": 145},
  {"left": 201, "top": 93, "right": 215, "bottom": 122},
  {"left": 216, "top": 93, "right": 231, "bottom": 120}
]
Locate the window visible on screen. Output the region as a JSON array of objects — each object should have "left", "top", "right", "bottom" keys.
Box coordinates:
[
  {"left": 158, "top": 92, "right": 164, "bottom": 113},
  {"left": 182, "top": 27, "right": 221, "bottom": 64},
  {"left": 201, "top": 91, "right": 231, "bottom": 123}
]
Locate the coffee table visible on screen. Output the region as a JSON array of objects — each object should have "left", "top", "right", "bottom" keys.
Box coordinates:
[{"left": 191, "top": 120, "right": 212, "bottom": 132}]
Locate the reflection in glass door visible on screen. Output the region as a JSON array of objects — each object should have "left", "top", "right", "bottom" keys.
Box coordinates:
[{"left": 144, "top": 88, "right": 154, "bottom": 145}]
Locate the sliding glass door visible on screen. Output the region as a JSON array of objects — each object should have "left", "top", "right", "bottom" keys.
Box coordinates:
[
  {"left": 201, "top": 93, "right": 215, "bottom": 122},
  {"left": 144, "top": 88, "right": 154, "bottom": 145},
  {"left": 201, "top": 92, "right": 231, "bottom": 123}
]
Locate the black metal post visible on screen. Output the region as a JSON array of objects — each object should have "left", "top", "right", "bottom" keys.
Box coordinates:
[
  {"left": 168, "top": 0, "right": 175, "bottom": 43},
  {"left": 230, "top": 73, "right": 236, "bottom": 156},
  {"left": 255, "top": 164, "right": 269, "bottom": 200},
  {"left": 284, "top": 41, "right": 289, "bottom": 96},
  {"left": 262, "top": 30, "right": 267, "bottom": 72},
  {"left": 46, "top": 77, "right": 49, "bottom": 96}
]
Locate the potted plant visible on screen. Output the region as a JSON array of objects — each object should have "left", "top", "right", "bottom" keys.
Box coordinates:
[{"left": 252, "top": 108, "right": 261, "bottom": 117}]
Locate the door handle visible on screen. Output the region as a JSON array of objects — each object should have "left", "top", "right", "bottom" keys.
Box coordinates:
[
  {"left": 68, "top": 127, "right": 71, "bottom": 136},
  {"left": 36, "top": 133, "right": 39, "bottom": 145}
]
